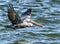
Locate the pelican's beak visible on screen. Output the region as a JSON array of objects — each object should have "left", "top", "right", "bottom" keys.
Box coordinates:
[{"left": 30, "top": 20, "right": 44, "bottom": 28}]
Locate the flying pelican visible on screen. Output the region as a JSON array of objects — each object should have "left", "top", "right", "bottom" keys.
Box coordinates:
[{"left": 5, "top": 4, "right": 44, "bottom": 28}]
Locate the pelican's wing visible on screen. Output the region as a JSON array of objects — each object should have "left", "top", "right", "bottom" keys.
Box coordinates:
[
  {"left": 7, "top": 3, "right": 23, "bottom": 25},
  {"left": 21, "top": 8, "right": 32, "bottom": 21}
]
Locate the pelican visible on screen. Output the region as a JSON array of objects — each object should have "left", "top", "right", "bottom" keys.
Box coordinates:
[{"left": 5, "top": 4, "right": 44, "bottom": 28}]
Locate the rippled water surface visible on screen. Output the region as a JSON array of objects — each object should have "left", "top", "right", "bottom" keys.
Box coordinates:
[{"left": 0, "top": 0, "right": 60, "bottom": 44}]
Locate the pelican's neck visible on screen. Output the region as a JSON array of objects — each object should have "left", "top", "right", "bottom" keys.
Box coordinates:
[{"left": 22, "top": 18, "right": 33, "bottom": 26}]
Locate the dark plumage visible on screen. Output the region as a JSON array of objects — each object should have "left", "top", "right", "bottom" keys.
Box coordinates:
[
  {"left": 21, "top": 8, "right": 32, "bottom": 17},
  {"left": 7, "top": 3, "right": 22, "bottom": 25}
]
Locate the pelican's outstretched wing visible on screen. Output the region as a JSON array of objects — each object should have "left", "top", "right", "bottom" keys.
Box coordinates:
[
  {"left": 21, "top": 8, "right": 32, "bottom": 22},
  {"left": 7, "top": 3, "right": 23, "bottom": 25}
]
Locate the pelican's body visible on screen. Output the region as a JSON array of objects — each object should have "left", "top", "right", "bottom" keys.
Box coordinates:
[{"left": 5, "top": 3, "right": 43, "bottom": 28}]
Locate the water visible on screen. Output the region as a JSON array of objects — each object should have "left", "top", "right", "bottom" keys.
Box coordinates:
[{"left": 0, "top": 0, "right": 60, "bottom": 44}]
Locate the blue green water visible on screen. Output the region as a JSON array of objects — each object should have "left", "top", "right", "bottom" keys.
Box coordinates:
[{"left": 0, "top": 0, "right": 60, "bottom": 44}]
